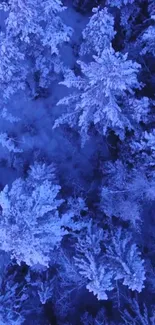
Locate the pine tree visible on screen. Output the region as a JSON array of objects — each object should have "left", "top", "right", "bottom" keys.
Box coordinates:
[
  {"left": 0, "top": 163, "right": 66, "bottom": 266},
  {"left": 54, "top": 46, "right": 141, "bottom": 145},
  {"left": 105, "top": 228, "right": 145, "bottom": 292},
  {"left": 0, "top": 32, "right": 28, "bottom": 101},
  {"left": 101, "top": 160, "right": 155, "bottom": 227},
  {"left": 80, "top": 7, "right": 116, "bottom": 56},
  {"left": 74, "top": 224, "right": 114, "bottom": 300},
  {"left": 0, "top": 0, "right": 72, "bottom": 93}
]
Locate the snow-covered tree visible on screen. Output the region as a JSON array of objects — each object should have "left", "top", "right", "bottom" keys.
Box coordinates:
[
  {"left": 105, "top": 228, "right": 146, "bottom": 292},
  {"left": 54, "top": 46, "right": 141, "bottom": 145},
  {"left": 0, "top": 108, "right": 20, "bottom": 123},
  {"left": 0, "top": 32, "right": 28, "bottom": 101},
  {"left": 124, "top": 96, "right": 150, "bottom": 124},
  {"left": 101, "top": 160, "right": 155, "bottom": 227},
  {"left": 106, "top": 0, "right": 135, "bottom": 8},
  {"left": 80, "top": 7, "right": 116, "bottom": 56},
  {"left": 120, "top": 2, "right": 140, "bottom": 33},
  {"left": 49, "top": 249, "right": 86, "bottom": 321},
  {"left": 119, "top": 124, "right": 155, "bottom": 180},
  {"left": 0, "top": 272, "right": 26, "bottom": 325},
  {"left": 0, "top": 133, "right": 23, "bottom": 153},
  {"left": 0, "top": 163, "right": 69, "bottom": 266},
  {"left": 26, "top": 269, "right": 55, "bottom": 305},
  {"left": 149, "top": 0, "right": 155, "bottom": 16},
  {"left": 140, "top": 25, "right": 155, "bottom": 56},
  {"left": 129, "top": 129, "right": 155, "bottom": 170},
  {"left": 4, "top": 0, "right": 72, "bottom": 48},
  {"left": 135, "top": 2, "right": 155, "bottom": 56},
  {"left": 0, "top": 0, "right": 72, "bottom": 93},
  {"left": 74, "top": 223, "right": 145, "bottom": 300},
  {"left": 106, "top": 0, "right": 141, "bottom": 41},
  {"left": 62, "top": 197, "right": 88, "bottom": 232},
  {"left": 74, "top": 224, "right": 114, "bottom": 300}
]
